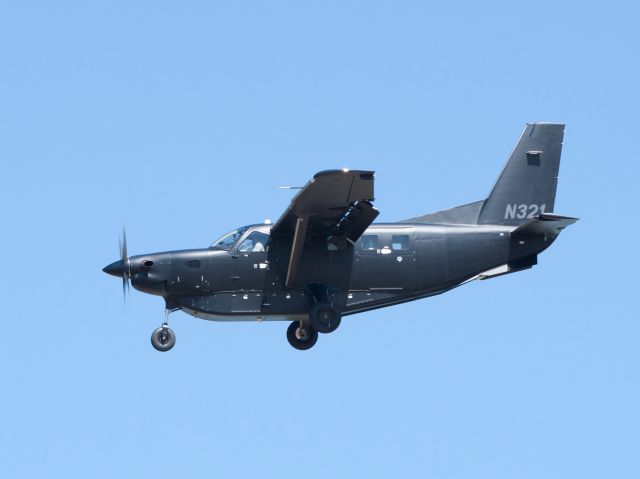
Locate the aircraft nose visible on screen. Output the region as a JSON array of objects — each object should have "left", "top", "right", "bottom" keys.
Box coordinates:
[{"left": 103, "top": 260, "right": 125, "bottom": 278}]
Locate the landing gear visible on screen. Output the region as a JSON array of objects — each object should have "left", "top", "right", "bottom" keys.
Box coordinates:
[
  {"left": 151, "top": 324, "right": 176, "bottom": 351},
  {"left": 151, "top": 309, "right": 176, "bottom": 352},
  {"left": 286, "top": 321, "right": 318, "bottom": 350},
  {"left": 310, "top": 302, "right": 341, "bottom": 334}
]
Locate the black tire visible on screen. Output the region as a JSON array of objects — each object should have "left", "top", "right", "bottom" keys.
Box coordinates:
[
  {"left": 286, "top": 321, "right": 318, "bottom": 350},
  {"left": 309, "top": 303, "right": 341, "bottom": 334},
  {"left": 151, "top": 326, "right": 176, "bottom": 352}
]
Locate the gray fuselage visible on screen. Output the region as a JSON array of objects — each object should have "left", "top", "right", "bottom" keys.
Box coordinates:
[{"left": 128, "top": 222, "right": 551, "bottom": 321}]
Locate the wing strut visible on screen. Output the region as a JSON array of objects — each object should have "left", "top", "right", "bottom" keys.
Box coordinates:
[{"left": 285, "top": 216, "right": 308, "bottom": 287}]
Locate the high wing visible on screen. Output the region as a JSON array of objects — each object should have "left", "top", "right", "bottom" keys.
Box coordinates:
[{"left": 272, "top": 169, "right": 379, "bottom": 287}]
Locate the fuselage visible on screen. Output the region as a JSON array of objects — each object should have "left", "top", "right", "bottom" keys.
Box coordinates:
[{"left": 126, "top": 222, "right": 552, "bottom": 321}]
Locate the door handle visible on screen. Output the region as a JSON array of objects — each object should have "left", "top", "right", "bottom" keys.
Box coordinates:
[
  {"left": 231, "top": 255, "right": 239, "bottom": 259},
  {"left": 230, "top": 275, "right": 240, "bottom": 280}
]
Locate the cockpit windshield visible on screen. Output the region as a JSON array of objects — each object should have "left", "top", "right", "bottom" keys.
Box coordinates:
[{"left": 209, "top": 227, "right": 249, "bottom": 250}]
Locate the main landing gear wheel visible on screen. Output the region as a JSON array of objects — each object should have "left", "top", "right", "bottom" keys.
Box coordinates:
[
  {"left": 151, "top": 324, "right": 176, "bottom": 352},
  {"left": 309, "top": 302, "right": 341, "bottom": 334},
  {"left": 287, "top": 322, "right": 318, "bottom": 350}
]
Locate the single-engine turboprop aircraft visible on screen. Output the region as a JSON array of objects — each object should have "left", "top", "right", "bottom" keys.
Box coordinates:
[{"left": 103, "top": 123, "right": 577, "bottom": 351}]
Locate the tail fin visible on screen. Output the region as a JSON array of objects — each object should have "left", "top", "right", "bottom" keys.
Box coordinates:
[{"left": 477, "top": 123, "right": 564, "bottom": 225}]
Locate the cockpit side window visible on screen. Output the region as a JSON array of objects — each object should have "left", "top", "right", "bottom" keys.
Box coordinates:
[
  {"left": 237, "top": 231, "right": 270, "bottom": 253},
  {"left": 209, "top": 227, "right": 249, "bottom": 250}
]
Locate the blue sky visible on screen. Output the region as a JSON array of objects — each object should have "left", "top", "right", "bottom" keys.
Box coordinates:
[{"left": 1, "top": 1, "right": 638, "bottom": 477}]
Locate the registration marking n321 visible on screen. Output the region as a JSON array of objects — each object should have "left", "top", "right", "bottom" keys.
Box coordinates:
[{"left": 505, "top": 203, "right": 546, "bottom": 220}]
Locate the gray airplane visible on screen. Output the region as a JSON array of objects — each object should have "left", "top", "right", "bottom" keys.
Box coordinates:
[{"left": 103, "top": 122, "right": 577, "bottom": 351}]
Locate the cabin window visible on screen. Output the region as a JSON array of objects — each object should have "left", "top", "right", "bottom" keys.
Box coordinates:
[
  {"left": 360, "top": 235, "right": 378, "bottom": 251},
  {"left": 237, "top": 231, "right": 270, "bottom": 253},
  {"left": 391, "top": 234, "right": 410, "bottom": 251}
]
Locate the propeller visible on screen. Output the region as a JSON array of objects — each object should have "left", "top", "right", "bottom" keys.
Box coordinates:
[{"left": 119, "top": 226, "right": 131, "bottom": 300}]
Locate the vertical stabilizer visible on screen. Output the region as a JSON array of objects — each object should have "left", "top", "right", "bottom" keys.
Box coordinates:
[{"left": 477, "top": 123, "right": 564, "bottom": 225}]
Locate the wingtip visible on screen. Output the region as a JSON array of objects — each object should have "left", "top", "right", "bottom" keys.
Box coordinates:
[{"left": 313, "top": 169, "right": 375, "bottom": 179}]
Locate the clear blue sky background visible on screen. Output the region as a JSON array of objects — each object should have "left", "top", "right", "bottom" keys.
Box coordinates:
[{"left": 1, "top": 1, "right": 638, "bottom": 477}]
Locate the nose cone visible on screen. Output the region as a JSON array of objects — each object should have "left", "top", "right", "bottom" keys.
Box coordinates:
[{"left": 103, "top": 260, "right": 125, "bottom": 278}]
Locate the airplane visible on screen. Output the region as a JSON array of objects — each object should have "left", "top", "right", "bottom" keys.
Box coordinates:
[{"left": 103, "top": 122, "right": 578, "bottom": 351}]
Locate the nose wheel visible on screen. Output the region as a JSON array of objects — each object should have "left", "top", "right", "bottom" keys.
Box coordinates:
[
  {"left": 151, "top": 324, "right": 176, "bottom": 351},
  {"left": 151, "top": 309, "right": 176, "bottom": 352}
]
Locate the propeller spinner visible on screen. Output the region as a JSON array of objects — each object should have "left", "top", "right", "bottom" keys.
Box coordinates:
[{"left": 103, "top": 227, "right": 132, "bottom": 300}]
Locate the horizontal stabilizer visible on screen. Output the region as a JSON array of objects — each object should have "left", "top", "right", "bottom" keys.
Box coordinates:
[{"left": 511, "top": 213, "right": 578, "bottom": 237}]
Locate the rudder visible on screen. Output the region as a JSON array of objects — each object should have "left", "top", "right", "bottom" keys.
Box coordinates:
[{"left": 477, "top": 123, "right": 564, "bottom": 225}]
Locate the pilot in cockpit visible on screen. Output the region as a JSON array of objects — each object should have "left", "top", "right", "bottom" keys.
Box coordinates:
[{"left": 238, "top": 231, "right": 269, "bottom": 253}]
